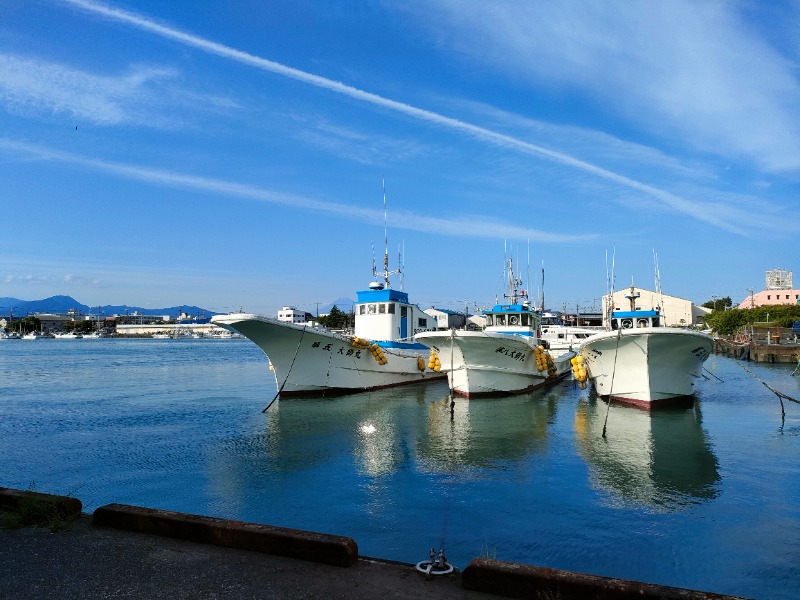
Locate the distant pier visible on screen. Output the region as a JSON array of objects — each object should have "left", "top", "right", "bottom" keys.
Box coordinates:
[{"left": 714, "top": 327, "right": 800, "bottom": 363}]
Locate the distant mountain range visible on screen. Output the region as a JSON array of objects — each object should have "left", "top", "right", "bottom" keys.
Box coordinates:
[
  {"left": 0, "top": 295, "right": 216, "bottom": 320},
  {"left": 0, "top": 295, "right": 357, "bottom": 319}
]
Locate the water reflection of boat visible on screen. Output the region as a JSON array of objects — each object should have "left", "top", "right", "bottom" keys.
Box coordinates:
[
  {"left": 416, "top": 387, "right": 563, "bottom": 473},
  {"left": 210, "top": 381, "right": 565, "bottom": 486},
  {"left": 573, "top": 397, "right": 720, "bottom": 508}
]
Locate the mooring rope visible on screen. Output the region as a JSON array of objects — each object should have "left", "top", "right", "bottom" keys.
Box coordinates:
[
  {"left": 262, "top": 325, "right": 307, "bottom": 412},
  {"left": 702, "top": 367, "right": 724, "bottom": 382},
  {"left": 734, "top": 360, "right": 800, "bottom": 421},
  {"left": 451, "top": 328, "right": 460, "bottom": 398},
  {"left": 601, "top": 328, "right": 623, "bottom": 438}
]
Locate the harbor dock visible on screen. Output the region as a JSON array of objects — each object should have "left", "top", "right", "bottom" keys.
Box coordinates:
[{"left": 713, "top": 327, "right": 800, "bottom": 363}]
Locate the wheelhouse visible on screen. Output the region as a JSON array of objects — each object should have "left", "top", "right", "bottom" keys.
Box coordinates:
[
  {"left": 484, "top": 303, "right": 541, "bottom": 335},
  {"left": 354, "top": 282, "right": 433, "bottom": 344},
  {"left": 610, "top": 310, "right": 661, "bottom": 331}
]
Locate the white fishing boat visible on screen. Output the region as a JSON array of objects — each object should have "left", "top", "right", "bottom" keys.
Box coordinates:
[
  {"left": 540, "top": 311, "right": 603, "bottom": 351},
  {"left": 415, "top": 259, "right": 576, "bottom": 397},
  {"left": 577, "top": 284, "right": 712, "bottom": 408},
  {"left": 212, "top": 278, "right": 442, "bottom": 396},
  {"left": 53, "top": 331, "right": 83, "bottom": 339},
  {"left": 211, "top": 187, "right": 444, "bottom": 398}
]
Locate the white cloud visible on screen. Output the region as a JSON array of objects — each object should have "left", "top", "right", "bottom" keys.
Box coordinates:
[
  {"left": 0, "top": 52, "right": 238, "bottom": 127},
  {"left": 58, "top": 0, "right": 792, "bottom": 235},
  {"left": 0, "top": 53, "right": 174, "bottom": 125},
  {"left": 399, "top": 0, "right": 800, "bottom": 172},
  {"left": 0, "top": 137, "right": 596, "bottom": 243}
]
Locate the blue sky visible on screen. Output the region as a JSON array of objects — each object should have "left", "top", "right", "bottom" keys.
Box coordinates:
[{"left": 1, "top": 0, "right": 798, "bottom": 316}]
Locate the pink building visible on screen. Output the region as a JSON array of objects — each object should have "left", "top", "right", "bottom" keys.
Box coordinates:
[{"left": 737, "top": 289, "right": 800, "bottom": 308}]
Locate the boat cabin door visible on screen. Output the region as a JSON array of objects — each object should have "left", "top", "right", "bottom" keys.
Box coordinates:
[{"left": 400, "top": 306, "right": 408, "bottom": 339}]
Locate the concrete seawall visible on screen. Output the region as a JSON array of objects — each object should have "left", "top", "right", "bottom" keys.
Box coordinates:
[
  {"left": 93, "top": 503, "right": 358, "bottom": 567},
  {"left": 1, "top": 487, "right": 748, "bottom": 599}
]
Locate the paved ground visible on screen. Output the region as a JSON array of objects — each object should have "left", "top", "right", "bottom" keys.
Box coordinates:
[{"left": 0, "top": 515, "right": 507, "bottom": 600}]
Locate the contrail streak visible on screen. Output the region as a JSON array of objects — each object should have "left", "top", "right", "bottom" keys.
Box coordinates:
[
  {"left": 0, "top": 137, "right": 591, "bottom": 243},
  {"left": 61, "top": 0, "right": 742, "bottom": 233}
]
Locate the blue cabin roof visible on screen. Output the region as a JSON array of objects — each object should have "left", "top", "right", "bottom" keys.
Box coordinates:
[
  {"left": 612, "top": 310, "right": 659, "bottom": 318},
  {"left": 355, "top": 288, "right": 410, "bottom": 304},
  {"left": 484, "top": 304, "right": 534, "bottom": 315}
]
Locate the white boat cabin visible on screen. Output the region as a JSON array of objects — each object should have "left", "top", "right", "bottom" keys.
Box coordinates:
[
  {"left": 610, "top": 285, "right": 663, "bottom": 330},
  {"left": 484, "top": 303, "right": 541, "bottom": 337},
  {"left": 354, "top": 282, "right": 434, "bottom": 347}
]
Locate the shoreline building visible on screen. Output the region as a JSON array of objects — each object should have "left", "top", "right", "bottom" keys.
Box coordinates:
[
  {"left": 737, "top": 268, "right": 800, "bottom": 308},
  {"left": 423, "top": 307, "right": 466, "bottom": 330},
  {"left": 277, "top": 306, "right": 314, "bottom": 324}
]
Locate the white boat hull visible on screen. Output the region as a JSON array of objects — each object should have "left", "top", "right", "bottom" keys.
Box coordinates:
[
  {"left": 579, "top": 328, "right": 712, "bottom": 407},
  {"left": 416, "top": 330, "right": 575, "bottom": 397},
  {"left": 211, "top": 313, "right": 443, "bottom": 396}
]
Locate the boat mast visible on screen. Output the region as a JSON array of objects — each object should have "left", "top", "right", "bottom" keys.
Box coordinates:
[
  {"left": 372, "top": 178, "right": 402, "bottom": 289},
  {"left": 503, "top": 255, "right": 526, "bottom": 305}
]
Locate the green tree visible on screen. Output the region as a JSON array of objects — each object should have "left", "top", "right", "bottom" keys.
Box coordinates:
[
  {"left": 704, "top": 304, "right": 800, "bottom": 334},
  {"left": 74, "top": 320, "right": 95, "bottom": 333},
  {"left": 320, "top": 305, "right": 347, "bottom": 329},
  {"left": 701, "top": 296, "right": 732, "bottom": 311},
  {"left": 18, "top": 316, "right": 41, "bottom": 334}
]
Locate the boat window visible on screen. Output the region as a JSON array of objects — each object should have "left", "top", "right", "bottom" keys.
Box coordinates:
[
  {"left": 509, "top": 315, "right": 519, "bottom": 325},
  {"left": 418, "top": 318, "right": 427, "bottom": 327},
  {"left": 521, "top": 314, "right": 529, "bottom": 326},
  {"left": 652, "top": 318, "right": 660, "bottom": 327},
  {"left": 359, "top": 305, "right": 365, "bottom": 315},
  {"left": 368, "top": 304, "right": 377, "bottom": 315},
  {"left": 637, "top": 319, "right": 648, "bottom": 328},
  {"left": 486, "top": 315, "right": 493, "bottom": 326},
  {"left": 495, "top": 315, "right": 506, "bottom": 326},
  {"left": 621, "top": 318, "right": 633, "bottom": 329},
  {"left": 401, "top": 306, "right": 407, "bottom": 318},
  {"left": 387, "top": 303, "right": 395, "bottom": 314},
  {"left": 379, "top": 304, "right": 386, "bottom": 314}
]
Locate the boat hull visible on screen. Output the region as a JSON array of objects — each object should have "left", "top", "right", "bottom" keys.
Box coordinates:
[
  {"left": 416, "top": 330, "right": 575, "bottom": 397},
  {"left": 211, "top": 313, "right": 443, "bottom": 396},
  {"left": 579, "top": 328, "right": 712, "bottom": 407}
]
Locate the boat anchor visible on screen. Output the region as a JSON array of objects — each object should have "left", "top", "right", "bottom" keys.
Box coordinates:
[{"left": 415, "top": 547, "right": 453, "bottom": 577}]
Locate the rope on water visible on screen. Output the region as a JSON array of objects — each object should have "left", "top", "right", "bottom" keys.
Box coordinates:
[
  {"left": 262, "top": 325, "right": 307, "bottom": 412},
  {"left": 702, "top": 367, "right": 724, "bottom": 382},
  {"left": 601, "top": 328, "right": 623, "bottom": 438},
  {"left": 734, "top": 360, "right": 800, "bottom": 421}
]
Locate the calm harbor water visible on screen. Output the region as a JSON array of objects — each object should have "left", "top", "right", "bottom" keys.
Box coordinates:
[{"left": 1, "top": 338, "right": 798, "bottom": 598}]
